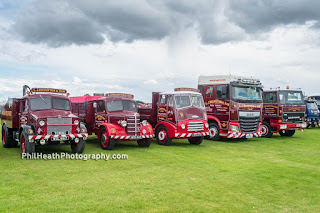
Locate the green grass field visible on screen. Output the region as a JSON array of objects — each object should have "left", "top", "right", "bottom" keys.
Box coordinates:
[{"left": 1, "top": 128, "right": 320, "bottom": 212}]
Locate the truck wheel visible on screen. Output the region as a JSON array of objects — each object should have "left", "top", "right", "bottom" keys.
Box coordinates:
[
  {"left": 137, "top": 138, "right": 152, "bottom": 147},
  {"left": 71, "top": 138, "right": 86, "bottom": 153},
  {"left": 280, "top": 130, "right": 295, "bottom": 137},
  {"left": 206, "top": 123, "right": 220, "bottom": 141},
  {"left": 156, "top": 126, "right": 172, "bottom": 146},
  {"left": 2, "top": 125, "right": 13, "bottom": 148},
  {"left": 311, "top": 124, "right": 316, "bottom": 128},
  {"left": 260, "top": 121, "right": 273, "bottom": 138},
  {"left": 20, "top": 131, "right": 35, "bottom": 154},
  {"left": 100, "top": 128, "right": 115, "bottom": 150},
  {"left": 188, "top": 137, "right": 203, "bottom": 145}
]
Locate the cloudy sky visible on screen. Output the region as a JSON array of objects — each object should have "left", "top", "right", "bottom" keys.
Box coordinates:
[{"left": 1, "top": 0, "right": 320, "bottom": 102}]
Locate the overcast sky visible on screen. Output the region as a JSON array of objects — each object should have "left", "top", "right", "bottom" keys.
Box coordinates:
[{"left": 1, "top": 0, "right": 320, "bottom": 103}]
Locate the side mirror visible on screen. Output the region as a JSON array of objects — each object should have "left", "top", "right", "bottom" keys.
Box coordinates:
[{"left": 93, "top": 103, "right": 97, "bottom": 108}]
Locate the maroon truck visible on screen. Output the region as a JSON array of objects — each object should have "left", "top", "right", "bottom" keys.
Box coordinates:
[
  {"left": 138, "top": 88, "right": 210, "bottom": 146},
  {"left": 261, "top": 87, "right": 307, "bottom": 137},
  {"left": 70, "top": 93, "right": 154, "bottom": 150},
  {"left": 1, "top": 86, "right": 88, "bottom": 154},
  {"left": 198, "top": 75, "right": 263, "bottom": 140}
]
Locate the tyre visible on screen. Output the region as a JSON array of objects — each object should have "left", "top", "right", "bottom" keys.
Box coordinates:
[
  {"left": 188, "top": 137, "right": 203, "bottom": 145},
  {"left": 155, "top": 126, "right": 172, "bottom": 146},
  {"left": 260, "top": 121, "right": 273, "bottom": 138},
  {"left": 311, "top": 124, "right": 316, "bottom": 128},
  {"left": 137, "top": 138, "right": 152, "bottom": 147},
  {"left": 279, "top": 130, "right": 295, "bottom": 137},
  {"left": 2, "top": 125, "right": 13, "bottom": 148},
  {"left": 71, "top": 138, "right": 86, "bottom": 153},
  {"left": 100, "top": 128, "right": 115, "bottom": 150},
  {"left": 205, "top": 123, "right": 220, "bottom": 141},
  {"left": 20, "top": 131, "right": 35, "bottom": 154}
]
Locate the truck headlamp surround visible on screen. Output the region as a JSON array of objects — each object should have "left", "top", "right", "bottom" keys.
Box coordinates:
[
  {"left": 74, "top": 120, "right": 79, "bottom": 125},
  {"left": 142, "top": 120, "right": 148, "bottom": 126},
  {"left": 280, "top": 124, "right": 287, "bottom": 129},
  {"left": 181, "top": 124, "right": 186, "bottom": 130},
  {"left": 230, "top": 125, "right": 240, "bottom": 132},
  {"left": 121, "top": 120, "right": 128, "bottom": 127},
  {"left": 39, "top": 120, "right": 45, "bottom": 126},
  {"left": 205, "top": 123, "right": 209, "bottom": 128}
]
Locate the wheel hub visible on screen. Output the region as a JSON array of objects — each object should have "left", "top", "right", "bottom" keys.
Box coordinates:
[
  {"left": 209, "top": 127, "right": 218, "bottom": 138},
  {"left": 158, "top": 130, "right": 167, "bottom": 141}
]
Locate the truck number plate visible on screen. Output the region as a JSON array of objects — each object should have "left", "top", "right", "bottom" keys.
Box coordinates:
[
  {"left": 192, "top": 133, "right": 202, "bottom": 137},
  {"left": 246, "top": 135, "right": 253, "bottom": 138},
  {"left": 52, "top": 137, "right": 68, "bottom": 141}
]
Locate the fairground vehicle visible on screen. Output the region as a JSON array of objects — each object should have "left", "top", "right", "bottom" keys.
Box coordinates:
[
  {"left": 198, "top": 75, "right": 263, "bottom": 140},
  {"left": 305, "top": 99, "right": 320, "bottom": 128},
  {"left": 70, "top": 93, "right": 154, "bottom": 150},
  {"left": 1, "top": 86, "right": 88, "bottom": 154},
  {"left": 261, "top": 87, "right": 307, "bottom": 137},
  {"left": 138, "top": 88, "right": 210, "bottom": 146}
]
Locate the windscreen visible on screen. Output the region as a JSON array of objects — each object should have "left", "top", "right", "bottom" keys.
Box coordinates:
[
  {"left": 306, "top": 102, "right": 318, "bottom": 110},
  {"left": 30, "top": 97, "right": 70, "bottom": 111},
  {"left": 279, "top": 91, "right": 304, "bottom": 105},
  {"left": 52, "top": 98, "right": 70, "bottom": 110},
  {"left": 232, "top": 86, "right": 262, "bottom": 103},
  {"left": 174, "top": 95, "right": 191, "bottom": 108},
  {"left": 191, "top": 95, "right": 205, "bottom": 108},
  {"left": 30, "top": 97, "right": 52, "bottom": 111},
  {"left": 106, "top": 100, "right": 137, "bottom": 112}
]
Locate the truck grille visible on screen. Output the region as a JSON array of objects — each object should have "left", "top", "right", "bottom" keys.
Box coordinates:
[
  {"left": 47, "top": 118, "right": 72, "bottom": 135},
  {"left": 239, "top": 116, "right": 260, "bottom": 134},
  {"left": 188, "top": 122, "right": 204, "bottom": 132},
  {"left": 283, "top": 112, "right": 304, "bottom": 123},
  {"left": 127, "top": 114, "right": 140, "bottom": 136}
]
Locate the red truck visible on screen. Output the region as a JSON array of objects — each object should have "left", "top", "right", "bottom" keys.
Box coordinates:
[
  {"left": 70, "top": 93, "right": 154, "bottom": 150},
  {"left": 261, "top": 87, "right": 307, "bottom": 137},
  {"left": 1, "top": 86, "right": 88, "bottom": 154},
  {"left": 138, "top": 88, "right": 210, "bottom": 145},
  {"left": 198, "top": 75, "right": 263, "bottom": 140}
]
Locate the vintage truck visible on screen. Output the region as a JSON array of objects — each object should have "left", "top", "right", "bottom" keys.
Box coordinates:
[
  {"left": 70, "top": 93, "right": 154, "bottom": 150},
  {"left": 138, "top": 88, "right": 210, "bottom": 146},
  {"left": 1, "top": 86, "right": 87, "bottom": 154},
  {"left": 261, "top": 87, "right": 307, "bottom": 137},
  {"left": 305, "top": 99, "right": 319, "bottom": 128},
  {"left": 198, "top": 75, "right": 263, "bottom": 140}
]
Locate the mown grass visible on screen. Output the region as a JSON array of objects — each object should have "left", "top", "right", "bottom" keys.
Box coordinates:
[{"left": 0, "top": 127, "right": 320, "bottom": 212}]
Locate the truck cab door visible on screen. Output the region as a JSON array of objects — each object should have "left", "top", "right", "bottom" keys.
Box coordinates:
[
  {"left": 94, "top": 101, "right": 106, "bottom": 129},
  {"left": 214, "top": 85, "right": 230, "bottom": 130},
  {"left": 19, "top": 99, "right": 29, "bottom": 126},
  {"left": 263, "top": 92, "right": 278, "bottom": 118},
  {"left": 167, "top": 95, "right": 176, "bottom": 124},
  {"left": 157, "top": 94, "right": 168, "bottom": 122}
]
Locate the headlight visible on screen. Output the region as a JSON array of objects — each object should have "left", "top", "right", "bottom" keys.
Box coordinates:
[
  {"left": 205, "top": 123, "right": 209, "bottom": 128},
  {"left": 142, "top": 120, "right": 147, "bottom": 126},
  {"left": 280, "top": 124, "right": 287, "bottom": 129},
  {"left": 80, "top": 128, "right": 86, "bottom": 133},
  {"left": 142, "top": 129, "right": 147, "bottom": 134},
  {"left": 121, "top": 120, "right": 127, "bottom": 127},
  {"left": 181, "top": 124, "right": 185, "bottom": 129},
  {"left": 39, "top": 120, "right": 45, "bottom": 126},
  {"left": 230, "top": 125, "right": 240, "bottom": 132},
  {"left": 74, "top": 120, "right": 79, "bottom": 125}
]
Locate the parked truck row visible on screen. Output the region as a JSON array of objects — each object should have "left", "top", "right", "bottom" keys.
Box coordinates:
[{"left": 2, "top": 74, "right": 315, "bottom": 154}]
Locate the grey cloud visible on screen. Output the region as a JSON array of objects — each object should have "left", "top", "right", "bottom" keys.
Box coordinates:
[{"left": 12, "top": 0, "right": 320, "bottom": 47}]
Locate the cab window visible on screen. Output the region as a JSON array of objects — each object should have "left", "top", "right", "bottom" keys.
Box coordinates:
[
  {"left": 97, "top": 101, "right": 105, "bottom": 112},
  {"left": 168, "top": 96, "right": 174, "bottom": 107},
  {"left": 160, "top": 95, "right": 168, "bottom": 105},
  {"left": 263, "top": 92, "right": 277, "bottom": 103},
  {"left": 217, "top": 85, "right": 229, "bottom": 99}
]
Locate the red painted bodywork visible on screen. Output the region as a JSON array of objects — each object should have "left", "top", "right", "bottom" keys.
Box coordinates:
[
  {"left": 70, "top": 96, "right": 154, "bottom": 141},
  {"left": 138, "top": 92, "right": 209, "bottom": 139},
  {"left": 262, "top": 90, "right": 307, "bottom": 132},
  {"left": 198, "top": 83, "right": 263, "bottom": 138},
  {"left": 1, "top": 93, "right": 83, "bottom": 142}
]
